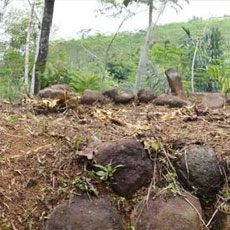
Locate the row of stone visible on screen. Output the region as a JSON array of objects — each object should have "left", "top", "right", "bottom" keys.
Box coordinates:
[
  {"left": 80, "top": 89, "right": 191, "bottom": 108},
  {"left": 46, "top": 192, "right": 202, "bottom": 230},
  {"left": 46, "top": 138, "right": 226, "bottom": 229}
]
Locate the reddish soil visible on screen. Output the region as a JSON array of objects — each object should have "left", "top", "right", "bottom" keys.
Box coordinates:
[{"left": 0, "top": 99, "right": 230, "bottom": 230}]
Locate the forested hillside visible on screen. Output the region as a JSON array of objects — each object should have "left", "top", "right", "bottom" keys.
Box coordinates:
[
  {"left": 1, "top": 13, "right": 230, "bottom": 100},
  {"left": 46, "top": 16, "right": 230, "bottom": 94}
]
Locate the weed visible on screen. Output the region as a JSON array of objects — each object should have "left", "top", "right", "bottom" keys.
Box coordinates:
[
  {"left": 94, "top": 162, "right": 124, "bottom": 184},
  {"left": 191, "top": 186, "right": 198, "bottom": 195},
  {"left": 220, "top": 188, "right": 230, "bottom": 199},
  {"left": 5, "top": 114, "right": 20, "bottom": 126},
  {"left": 73, "top": 135, "right": 86, "bottom": 151},
  {"left": 165, "top": 171, "right": 178, "bottom": 194},
  {"left": 73, "top": 176, "right": 98, "bottom": 196},
  {"left": 165, "top": 171, "right": 177, "bottom": 183}
]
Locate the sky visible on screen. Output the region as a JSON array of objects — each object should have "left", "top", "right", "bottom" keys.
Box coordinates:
[{"left": 8, "top": 0, "right": 230, "bottom": 40}]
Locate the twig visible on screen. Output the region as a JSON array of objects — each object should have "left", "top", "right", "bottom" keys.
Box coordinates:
[
  {"left": 182, "top": 195, "right": 209, "bottom": 230},
  {"left": 206, "top": 208, "right": 218, "bottom": 228}
]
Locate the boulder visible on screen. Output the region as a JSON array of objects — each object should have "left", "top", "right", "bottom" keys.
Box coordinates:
[
  {"left": 114, "top": 90, "right": 135, "bottom": 104},
  {"left": 46, "top": 196, "right": 123, "bottom": 230},
  {"left": 39, "top": 84, "right": 70, "bottom": 101},
  {"left": 95, "top": 138, "right": 153, "bottom": 197},
  {"left": 175, "top": 145, "right": 224, "bottom": 200},
  {"left": 212, "top": 210, "right": 230, "bottom": 230},
  {"left": 80, "top": 90, "right": 106, "bottom": 105},
  {"left": 154, "top": 94, "right": 191, "bottom": 108},
  {"left": 132, "top": 192, "right": 202, "bottom": 230},
  {"left": 137, "top": 88, "right": 156, "bottom": 103},
  {"left": 202, "top": 93, "right": 224, "bottom": 109},
  {"left": 165, "top": 68, "right": 186, "bottom": 99},
  {"left": 103, "top": 89, "right": 118, "bottom": 99}
]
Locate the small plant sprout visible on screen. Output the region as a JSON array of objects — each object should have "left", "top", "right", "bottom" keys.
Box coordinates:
[
  {"left": 94, "top": 161, "right": 124, "bottom": 183},
  {"left": 74, "top": 176, "right": 98, "bottom": 197},
  {"left": 73, "top": 135, "right": 86, "bottom": 151}
]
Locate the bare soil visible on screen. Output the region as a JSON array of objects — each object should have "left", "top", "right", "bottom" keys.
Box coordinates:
[{"left": 0, "top": 99, "right": 230, "bottom": 230}]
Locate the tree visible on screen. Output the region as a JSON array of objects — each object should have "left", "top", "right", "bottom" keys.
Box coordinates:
[
  {"left": 134, "top": 0, "right": 166, "bottom": 93},
  {"left": 123, "top": 0, "right": 187, "bottom": 93},
  {"left": 33, "top": 0, "right": 55, "bottom": 95},
  {"left": 0, "top": 0, "right": 10, "bottom": 22},
  {"left": 24, "top": 0, "right": 36, "bottom": 93}
]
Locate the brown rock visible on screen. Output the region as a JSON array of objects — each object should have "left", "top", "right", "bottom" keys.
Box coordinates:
[
  {"left": 202, "top": 93, "right": 224, "bottom": 109},
  {"left": 80, "top": 90, "right": 106, "bottom": 105},
  {"left": 137, "top": 88, "right": 156, "bottom": 103},
  {"left": 114, "top": 90, "right": 135, "bottom": 104},
  {"left": 132, "top": 192, "right": 202, "bottom": 230},
  {"left": 95, "top": 138, "right": 153, "bottom": 197},
  {"left": 46, "top": 196, "right": 123, "bottom": 230},
  {"left": 165, "top": 68, "right": 185, "bottom": 98},
  {"left": 39, "top": 84, "right": 70, "bottom": 101},
  {"left": 154, "top": 94, "right": 191, "bottom": 108}
]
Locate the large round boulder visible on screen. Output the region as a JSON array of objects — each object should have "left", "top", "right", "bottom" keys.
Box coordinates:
[
  {"left": 137, "top": 88, "right": 156, "bottom": 103},
  {"left": 175, "top": 145, "right": 224, "bottom": 199},
  {"left": 80, "top": 90, "right": 106, "bottom": 105},
  {"left": 95, "top": 138, "right": 153, "bottom": 197},
  {"left": 132, "top": 192, "right": 202, "bottom": 230},
  {"left": 46, "top": 196, "right": 123, "bottom": 230}
]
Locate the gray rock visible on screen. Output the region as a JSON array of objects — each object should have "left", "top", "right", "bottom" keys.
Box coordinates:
[
  {"left": 165, "top": 68, "right": 185, "bottom": 98},
  {"left": 95, "top": 138, "right": 153, "bottom": 197},
  {"left": 46, "top": 196, "right": 123, "bottom": 230},
  {"left": 114, "top": 90, "right": 135, "bottom": 104},
  {"left": 132, "top": 192, "right": 202, "bottom": 230},
  {"left": 202, "top": 93, "right": 224, "bottom": 109},
  {"left": 103, "top": 89, "right": 118, "bottom": 99},
  {"left": 154, "top": 94, "right": 191, "bottom": 108},
  {"left": 175, "top": 145, "right": 224, "bottom": 200},
  {"left": 137, "top": 88, "right": 156, "bottom": 103},
  {"left": 80, "top": 90, "right": 106, "bottom": 105}
]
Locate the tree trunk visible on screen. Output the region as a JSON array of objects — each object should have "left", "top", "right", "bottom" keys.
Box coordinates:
[
  {"left": 34, "top": 0, "right": 55, "bottom": 95},
  {"left": 24, "top": 0, "right": 35, "bottom": 93},
  {"left": 191, "top": 41, "right": 199, "bottom": 93},
  {"left": 134, "top": 1, "right": 166, "bottom": 93}
]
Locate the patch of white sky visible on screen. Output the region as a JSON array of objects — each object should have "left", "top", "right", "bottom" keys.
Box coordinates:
[{"left": 7, "top": 0, "right": 230, "bottom": 40}]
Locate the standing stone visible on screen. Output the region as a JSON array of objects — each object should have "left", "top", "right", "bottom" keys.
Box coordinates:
[
  {"left": 132, "top": 192, "right": 202, "bottom": 230},
  {"left": 95, "top": 138, "right": 153, "bottom": 197},
  {"left": 165, "top": 68, "right": 185, "bottom": 99},
  {"left": 46, "top": 196, "right": 123, "bottom": 230},
  {"left": 175, "top": 145, "right": 224, "bottom": 200}
]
